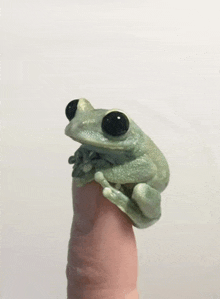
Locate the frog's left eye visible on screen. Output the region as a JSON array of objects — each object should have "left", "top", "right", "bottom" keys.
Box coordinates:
[
  {"left": 65, "top": 99, "right": 79, "bottom": 121},
  {"left": 102, "top": 111, "right": 129, "bottom": 137}
]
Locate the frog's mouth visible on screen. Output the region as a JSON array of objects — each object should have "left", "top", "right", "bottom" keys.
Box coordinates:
[
  {"left": 65, "top": 120, "right": 138, "bottom": 153},
  {"left": 81, "top": 143, "right": 124, "bottom": 155}
]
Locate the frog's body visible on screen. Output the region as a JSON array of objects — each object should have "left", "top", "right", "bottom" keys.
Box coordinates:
[{"left": 65, "top": 98, "right": 170, "bottom": 229}]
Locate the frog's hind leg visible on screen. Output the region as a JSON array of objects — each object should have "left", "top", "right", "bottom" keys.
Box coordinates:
[
  {"left": 94, "top": 172, "right": 147, "bottom": 227},
  {"left": 94, "top": 172, "right": 130, "bottom": 210},
  {"left": 132, "top": 183, "right": 161, "bottom": 220}
]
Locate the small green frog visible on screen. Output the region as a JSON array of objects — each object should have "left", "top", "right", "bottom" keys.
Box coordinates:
[{"left": 65, "top": 98, "right": 170, "bottom": 229}]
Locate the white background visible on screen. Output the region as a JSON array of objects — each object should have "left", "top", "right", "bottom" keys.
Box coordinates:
[{"left": 1, "top": 1, "right": 220, "bottom": 298}]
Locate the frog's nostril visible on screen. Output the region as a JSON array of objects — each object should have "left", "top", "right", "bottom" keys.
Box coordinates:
[{"left": 65, "top": 99, "right": 79, "bottom": 121}]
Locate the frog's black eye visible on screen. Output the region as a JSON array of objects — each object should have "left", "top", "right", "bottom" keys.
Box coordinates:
[
  {"left": 101, "top": 111, "right": 129, "bottom": 137},
  {"left": 65, "top": 99, "right": 79, "bottom": 121}
]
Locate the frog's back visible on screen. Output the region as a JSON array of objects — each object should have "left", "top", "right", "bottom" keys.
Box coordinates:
[{"left": 143, "top": 134, "right": 170, "bottom": 192}]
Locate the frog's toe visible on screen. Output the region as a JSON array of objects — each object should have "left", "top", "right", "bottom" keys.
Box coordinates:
[
  {"left": 94, "top": 171, "right": 104, "bottom": 182},
  {"left": 68, "top": 156, "right": 76, "bottom": 164},
  {"left": 94, "top": 171, "right": 110, "bottom": 189},
  {"left": 103, "top": 187, "right": 112, "bottom": 198},
  {"left": 82, "top": 163, "right": 93, "bottom": 173},
  {"left": 103, "top": 186, "right": 123, "bottom": 204}
]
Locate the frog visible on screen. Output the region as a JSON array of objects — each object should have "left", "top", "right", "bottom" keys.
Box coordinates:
[{"left": 65, "top": 98, "right": 170, "bottom": 229}]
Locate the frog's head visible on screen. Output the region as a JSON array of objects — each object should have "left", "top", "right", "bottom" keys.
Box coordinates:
[{"left": 65, "top": 98, "right": 145, "bottom": 154}]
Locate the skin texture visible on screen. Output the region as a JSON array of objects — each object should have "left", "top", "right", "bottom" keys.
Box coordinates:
[{"left": 66, "top": 180, "right": 139, "bottom": 299}]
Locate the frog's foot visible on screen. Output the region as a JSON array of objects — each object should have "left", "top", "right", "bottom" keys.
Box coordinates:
[
  {"left": 94, "top": 172, "right": 130, "bottom": 213},
  {"left": 94, "top": 171, "right": 153, "bottom": 228},
  {"left": 132, "top": 183, "right": 161, "bottom": 220},
  {"left": 94, "top": 172, "right": 158, "bottom": 229}
]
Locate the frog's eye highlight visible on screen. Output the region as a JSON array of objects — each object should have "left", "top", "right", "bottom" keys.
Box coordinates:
[
  {"left": 65, "top": 99, "right": 79, "bottom": 121},
  {"left": 102, "top": 111, "right": 129, "bottom": 137}
]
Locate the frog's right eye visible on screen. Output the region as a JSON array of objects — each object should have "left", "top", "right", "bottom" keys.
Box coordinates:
[
  {"left": 65, "top": 99, "right": 79, "bottom": 121},
  {"left": 102, "top": 111, "right": 129, "bottom": 137}
]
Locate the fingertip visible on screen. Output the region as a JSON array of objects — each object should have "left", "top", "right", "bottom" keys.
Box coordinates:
[
  {"left": 72, "top": 179, "right": 134, "bottom": 230},
  {"left": 67, "top": 180, "right": 138, "bottom": 297}
]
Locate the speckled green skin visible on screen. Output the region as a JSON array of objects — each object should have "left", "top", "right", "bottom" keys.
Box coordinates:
[{"left": 65, "top": 98, "right": 170, "bottom": 229}]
